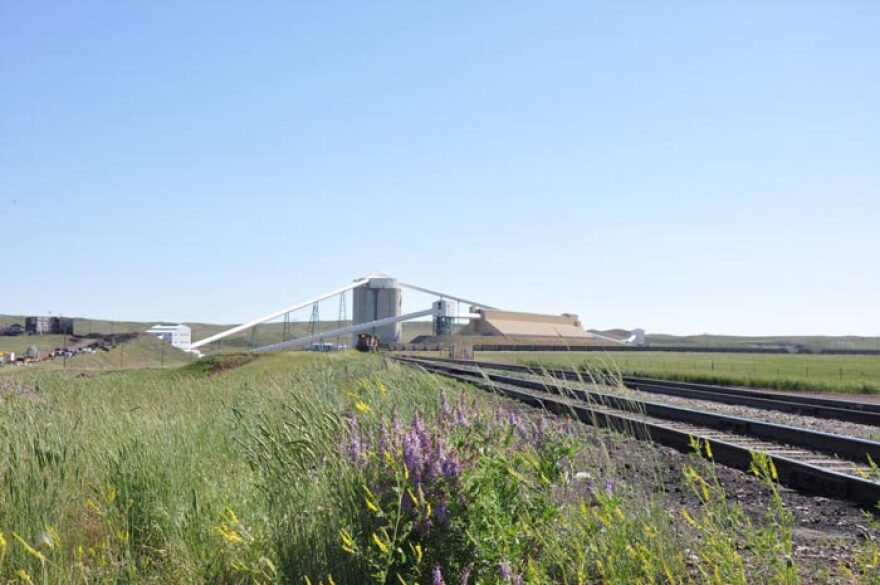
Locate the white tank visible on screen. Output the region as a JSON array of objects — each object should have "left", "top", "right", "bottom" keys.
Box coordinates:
[{"left": 352, "top": 276, "right": 402, "bottom": 345}]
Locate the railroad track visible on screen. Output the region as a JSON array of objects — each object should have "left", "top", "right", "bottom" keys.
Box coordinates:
[
  {"left": 395, "top": 356, "right": 880, "bottom": 509},
  {"left": 403, "top": 356, "right": 880, "bottom": 427}
]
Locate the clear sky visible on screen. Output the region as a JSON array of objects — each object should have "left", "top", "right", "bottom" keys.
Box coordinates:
[{"left": 2, "top": 1, "right": 878, "bottom": 336}]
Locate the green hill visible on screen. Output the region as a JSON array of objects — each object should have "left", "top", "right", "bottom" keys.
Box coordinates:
[{"left": 646, "top": 333, "right": 880, "bottom": 352}]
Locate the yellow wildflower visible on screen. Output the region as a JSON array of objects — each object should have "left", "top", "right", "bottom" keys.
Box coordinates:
[
  {"left": 17, "top": 569, "right": 34, "bottom": 584},
  {"left": 681, "top": 507, "right": 699, "bottom": 528},
  {"left": 226, "top": 507, "right": 239, "bottom": 524},
  {"left": 217, "top": 524, "right": 243, "bottom": 544},
  {"left": 663, "top": 563, "right": 675, "bottom": 584},
  {"left": 372, "top": 532, "right": 389, "bottom": 554},
  {"left": 355, "top": 401, "right": 370, "bottom": 414},
  {"left": 13, "top": 534, "right": 46, "bottom": 564},
  {"left": 0, "top": 531, "right": 6, "bottom": 557},
  {"left": 85, "top": 498, "right": 101, "bottom": 515},
  {"left": 339, "top": 529, "right": 356, "bottom": 554},
  {"left": 704, "top": 441, "right": 713, "bottom": 460},
  {"left": 365, "top": 498, "right": 380, "bottom": 513}
]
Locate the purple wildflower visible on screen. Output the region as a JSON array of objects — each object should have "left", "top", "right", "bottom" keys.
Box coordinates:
[
  {"left": 436, "top": 502, "right": 448, "bottom": 524},
  {"left": 417, "top": 516, "right": 433, "bottom": 538},
  {"left": 507, "top": 412, "right": 527, "bottom": 438},
  {"left": 402, "top": 432, "right": 423, "bottom": 485},
  {"left": 454, "top": 396, "right": 469, "bottom": 425},
  {"left": 500, "top": 562, "right": 511, "bottom": 581},
  {"left": 432, "top": 566, "right": 446, "bottom": 585},
  {"left": 391, "top": 405, "right": 402, "bottom": 437},
  {"left": 348, "top": 416, "right": 363, "bottom": 463},
  {"left": 459, "top": 565, "right": 473, "bottom": 585},
  {"left": 413, "top": 413, "right": 430, "bottom": 451},
  {"left": 533, "top": 416, "right": 548, "bottom": 442},
  {"left": 603, "top": 478, "right": 614, "bottom": 492},
  {"left": 441, "top": 452, "right": 462, "bottom": 482},
  {"left": 377, "top": 421, "right": 389, "bottom": 461},
  {"left": 440, "top": 392, "right": 451, "bottom": 421}
]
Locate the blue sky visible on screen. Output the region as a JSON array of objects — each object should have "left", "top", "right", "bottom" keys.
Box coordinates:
[{"left": 2, "top": 1, "right": 878, "bottom": 336}]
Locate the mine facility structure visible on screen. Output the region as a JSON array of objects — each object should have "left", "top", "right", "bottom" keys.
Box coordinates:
[
  {"left": 396, "top": 356, "right": 880, "bottom": 509},
  {"left": 25, "top": 315, "right": 74, "bottom": 335},
  {"left": 189, "top": 273, "right": 638, "bottom": 353},
  {"left": 145, "top": 323, "right": 192, "bottom": 351},
  {"left": 190, "top": 274, "right": 492, "bottom": 352}
]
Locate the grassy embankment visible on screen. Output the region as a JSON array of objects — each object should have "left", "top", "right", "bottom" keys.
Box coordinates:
[
  {"left": 1, "top": 352, "right": 878, "bottom": 583},
  {"left": 474, "top": 351, "right": 880, "bottom": 394}
]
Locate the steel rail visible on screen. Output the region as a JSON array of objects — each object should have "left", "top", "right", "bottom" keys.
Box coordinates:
[
  {"left": 400, "top": 356, "right": 880, "bottom": 426},
  {"left": 397, "top": 357, "right": 880, "bottom": 463},
  {"left": 395, "top": 357, "right": 880, "bottom": 509}
]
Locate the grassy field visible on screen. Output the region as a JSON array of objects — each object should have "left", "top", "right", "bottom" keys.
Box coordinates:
[
  {"left": 647, "top": 334, "right": 880, "bottom": 352},
  {"left": 473, "top": 351, "right": 880, "bottom": 394},
  {"left": 0, "top": 352, "right": 878, "bottom": 583}
]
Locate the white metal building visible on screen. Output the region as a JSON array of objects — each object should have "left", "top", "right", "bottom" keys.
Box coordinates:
[{"left": 145, "top": 324, "right": 192, "bottom": 350}]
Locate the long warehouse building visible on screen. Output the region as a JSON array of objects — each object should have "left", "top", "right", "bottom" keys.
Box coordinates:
[{"left": 458, "top": 308, "right": 592, "bottom": 338}]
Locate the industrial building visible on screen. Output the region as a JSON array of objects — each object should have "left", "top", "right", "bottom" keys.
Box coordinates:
[
  {"left": 25, "top": 316, "right": 74, "bottom": 335},
  {"left": 187, "top": 273, "right": 644, "bottom": 353},
  {"left": 145, "top": 324, "right": 192, "bottom": 350},
  {"left": 459, "top": 308, "right": 591, "bottom": 338},
  {"left": 351, "top": 275, "right": 403, "bottom": 345}
]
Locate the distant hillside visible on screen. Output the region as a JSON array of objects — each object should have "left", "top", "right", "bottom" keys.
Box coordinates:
[
  {"left": 5, "top": 315, "right": 876, "bottom": 354},
  {"left": 646, "top": 333, "right": 880, "bottom": 352},
  {"left": 0, "top": 314, "right": 435, "bottom": 353}
]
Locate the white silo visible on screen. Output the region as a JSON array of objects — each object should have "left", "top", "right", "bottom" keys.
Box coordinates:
[{"left": 352, "top": 275, "right": 403, "bottom": 345}]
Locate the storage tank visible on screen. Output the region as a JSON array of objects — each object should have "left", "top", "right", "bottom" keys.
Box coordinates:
[{"left": 352, "top": 276, "right": 402, "bottom": 345}]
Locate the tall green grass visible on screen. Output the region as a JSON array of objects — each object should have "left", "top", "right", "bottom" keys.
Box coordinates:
[{"left": 0, "top": 353, "right": 877, "bottom": 583}]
